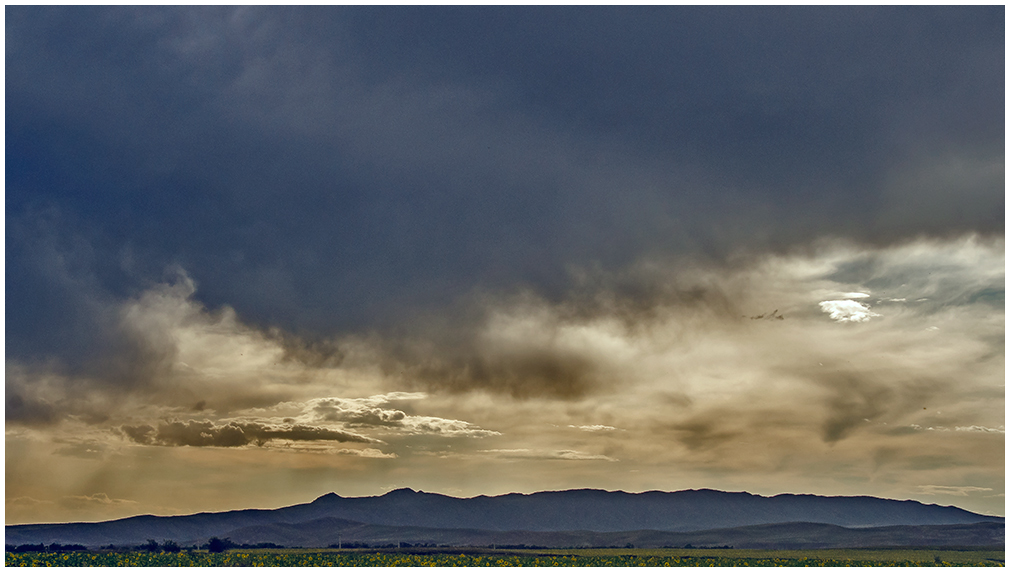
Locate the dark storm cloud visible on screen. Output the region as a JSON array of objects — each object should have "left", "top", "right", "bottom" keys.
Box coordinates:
[
  {"left": 5, "top": 393, "right": 58, "bottom": 427},
  {"left": 375, "top": 269, "right": 748, "bottom": 399},
  {"left": 405, "top": 342, "right": 600, "bottom": 400},
  {"left": 119, "top": 420, "right": 375, "bottom": 448},
  {"left": 669, "top": 420, "right": 741, "bottom": 452},
  {"left": 6, "top": 6, "right": 1003, "bottom": 366},
  {"left": 817, "top": 373, "right": 894, "bottom": 443}
]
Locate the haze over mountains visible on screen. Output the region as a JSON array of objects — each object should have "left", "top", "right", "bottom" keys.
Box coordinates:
[{"left": 6, "top": 489, "right": 1002, "bottom": 550}]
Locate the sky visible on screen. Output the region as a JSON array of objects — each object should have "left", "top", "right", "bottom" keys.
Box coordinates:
[{"left": 5, "top": 6, "right": 1005, "bottom": 525}]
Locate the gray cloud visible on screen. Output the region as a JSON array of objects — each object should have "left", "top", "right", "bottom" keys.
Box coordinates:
[
  {"left": 5, "top": 392, "right": 58, "bottom": 427},
  {"left": 3, "top": 6, "right": 1003, "bottom": 521},
  {"left": 817, "top": 373, "right": 894, "bottom": 443},
  {"left": 408, "top": 346, "right": 601, "bottom": 400},
  {"left": 120, "top": 420, "right": 375, "bottom": 448},
  {"left": 4, "top": 235, "right": 1003, "bottom": 522},
  {"left": 668, "top": 419, "right": 743, "bottom": 452},
  {"left": 6, "top": 7, "right": 1002, "bottom": 356}
]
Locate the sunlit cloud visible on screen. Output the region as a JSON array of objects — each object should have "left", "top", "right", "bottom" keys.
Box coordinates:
[
  {"left": 954, "top": 425, "right": 1005, "bottom": 433},
  {"left": 301, "top": 395, "right": 500, "bottom": 437},
  {"left": 261, "top": 442, "right": 398, "bottom": 458},
  {"left": 479, "top": 449, "right": 618, "bottom": 462},
  {"left": 570, "top": 425, "right": 617, "bottom": 432},
  {"left": 818, "top": 299, "right": 881, "bottom": 322}
]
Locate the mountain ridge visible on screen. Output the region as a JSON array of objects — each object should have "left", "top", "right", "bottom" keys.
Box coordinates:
[{"left": 6, "top": 488, "right": 1001, "bottom": 549}]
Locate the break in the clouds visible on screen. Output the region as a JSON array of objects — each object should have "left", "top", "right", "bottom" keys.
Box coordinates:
[{"left": 6, "top": 6, "right": 1003, "bottom": 524}]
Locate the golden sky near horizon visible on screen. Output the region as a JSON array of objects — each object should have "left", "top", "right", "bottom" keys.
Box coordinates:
[{"left": 7, "top": 236, "right": 1004, "bottom": 524}]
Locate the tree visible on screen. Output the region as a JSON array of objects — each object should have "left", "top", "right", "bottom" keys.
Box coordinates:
[
  {"left": 161, "top": 540, "right": 181, "bottom": 553},
  {"left": 141, "top": 539, "right": 160, "bottom": 553},
  {"left": 206, "top": 537, "right": 232, "bottom": 553}
]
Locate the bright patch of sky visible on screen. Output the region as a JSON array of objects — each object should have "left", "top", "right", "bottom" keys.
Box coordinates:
[{"left": 818, "top": 299, "right": 881, "bottom": 322}]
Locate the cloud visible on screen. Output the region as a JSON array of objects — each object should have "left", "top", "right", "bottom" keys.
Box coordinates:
[
  {"left": 52, "top": 438, "right": 108, "bottom": 459},
  {"left": 570, "top": 425, "right": 617, "bottom": 432},
  {"left": 398, "top": 416, "right": 501, "bottom": 437},
  {"left": 954, "top": 425, "right": 1005, "bottom": 433},
  {"left": 403, "top": 341, "right": 603, "bottom": 400},
  {"left": 4, "top": 235, "right": 1003, "bottom": 521},
  {"left": 479, "top": 449, "right": 617, "bottom": 462},
  {"left": 838, "top": 292, "right": 870, "bottom": 299},
  {"left": 303, "top": 394, "right": 500, "bottom": 437},
  {"left": 59, "top": 493, "right": 137, "bottom": 510},
  {"left": 119, "top": 419, "right": 375, "bottom": 448},
  {"left": 6, "top": 7, "right": 1002, "bottom": 362},
  {"left": 910, "top": 424, "right": 950, "bottom": 432},
  {"left": 916, "top": 485, "right": 994, "bottom": 497},
  {"left": 817, "top": 373, "right": 894, "bottom": 443},
  {"left": 6, "top": 496, "right": 55, "bottom": 508},
  {"left": 668, "top": 420, "right": 743, "bottom": 452},
  {"left": 335, "top": 447, "right": 397, "bottom": 458},
  {"left": 263, "top": 443, "right": 397, "bottom": 458},
  {"left": 818, "top": 299, "right": 881, "bottom": 322},
  {"left": 910, "top": 425, "right": 1006, "bottom": 435},
  {"left": 5, "top": 391, "right": 59, "bottom": 427},
  {"left": 4, "top": 7, "right": 1004, "bottom": 523}
]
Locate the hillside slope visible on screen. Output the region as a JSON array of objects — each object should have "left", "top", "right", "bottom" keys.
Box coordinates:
[{"left": 6, "top": 488, "right": 1001, "bottom": 548}]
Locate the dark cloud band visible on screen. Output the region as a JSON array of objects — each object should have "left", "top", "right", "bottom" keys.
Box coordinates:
[{"left": 120, "top": 420, "right": 375, "bottom": 448}]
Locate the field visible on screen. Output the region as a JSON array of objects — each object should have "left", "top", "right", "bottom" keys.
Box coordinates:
[{"left": 5, "top": 547, "right": 1005, "bottom": 567}]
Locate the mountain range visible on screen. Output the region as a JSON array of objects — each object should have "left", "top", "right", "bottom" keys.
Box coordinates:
[{"left": 6, "top": 488, "right": 1003, "bottom": 550}]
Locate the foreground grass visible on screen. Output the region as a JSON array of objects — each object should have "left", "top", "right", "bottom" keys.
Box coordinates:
[{"left": 5, "top": 548, "right": 1004, "bottom": 567}]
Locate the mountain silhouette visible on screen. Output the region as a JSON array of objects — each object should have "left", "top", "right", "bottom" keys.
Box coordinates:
[{"left": 6, "top": 488, "right": 1002, "bottom": 548}]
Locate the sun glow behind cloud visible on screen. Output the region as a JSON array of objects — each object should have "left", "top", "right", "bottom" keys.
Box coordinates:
[{"left": 818, "top": 299, "right": 881, "bottom": 322}]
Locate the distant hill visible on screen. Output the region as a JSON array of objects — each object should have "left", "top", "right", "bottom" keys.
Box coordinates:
[
  {"left": 6, "top": 488, "right": 1003, "bottom": 549},
  {"left": 216, "top": 519, "right": 1004, "bottom": 550}
]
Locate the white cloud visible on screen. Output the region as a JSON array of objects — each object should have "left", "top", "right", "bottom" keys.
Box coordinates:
[
  {"left": 910, "top": 424, "right": 950, "bottom": 432},
  {"left": 569, "top": 424, "right": 617, "bottom": 432},
  {"left": 555, "top": 450, "right": 618, "bottom": 461},
  {"left": 301, "top": 395, "right": 499, "bottom": 437},
  {"left": 955, "top": 425, "right": 1005, "bottom": 433},
  {"left": 479, "top": 448, "right": 617, "bottom": 462},
  {"left": 399, "top": 416, "right": 501, "bottom": 437},
  {"left": 910, "top": 425, "right": 1005, "bottom": 435},
  {"left": 818, "top": 299, "right": 881, "bottom": 322},
  {"left": 261, "top": 441, "right": 397, "bottom": 458}
]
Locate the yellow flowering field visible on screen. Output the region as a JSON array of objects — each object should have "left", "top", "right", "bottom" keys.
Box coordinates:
[{"left": 5, "top": 549, "right": 1004, "bottom": 567}]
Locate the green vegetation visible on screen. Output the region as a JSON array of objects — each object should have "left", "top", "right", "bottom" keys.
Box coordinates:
[{"left": 5, "top": 547, "right": 1004, "bottom": 567}]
